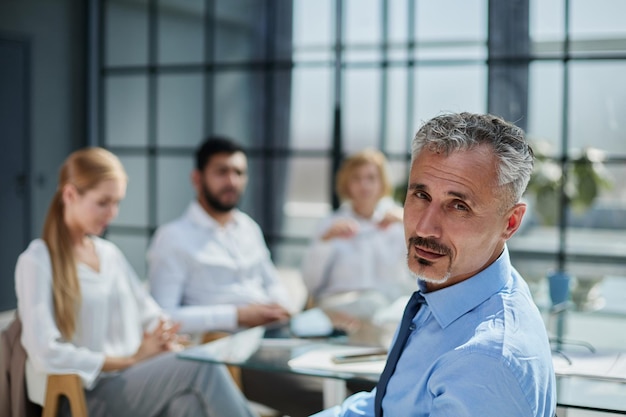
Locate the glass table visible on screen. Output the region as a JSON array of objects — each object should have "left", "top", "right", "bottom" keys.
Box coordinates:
[{"left": 178, "top": 315, "right": 626, "bottom": 415}]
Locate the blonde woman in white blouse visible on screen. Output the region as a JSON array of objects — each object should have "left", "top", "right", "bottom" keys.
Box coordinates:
[
  {"left": 15, "top": 147, "right": 258, "bottom": 417},
  {"left": 301, "top": 149, "right": 414, "bottom": 318}
]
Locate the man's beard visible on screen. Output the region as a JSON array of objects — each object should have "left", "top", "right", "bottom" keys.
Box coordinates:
[
  {"left": 201, "top": 182, "right": 240, "bottom": 213},
  {"left": 407, "top": 236, "right": 452, "bottom": 285}
]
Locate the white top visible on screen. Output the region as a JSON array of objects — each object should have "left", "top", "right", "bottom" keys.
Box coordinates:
[
  {"left": 147, "top": 201, "right": 292, "bottom": 333},
  {"left": 301, "top": 198, "right": 414, "bottom": 307},
  {"left": 15, "top": 237, "right": 163, "bottom": 405}
]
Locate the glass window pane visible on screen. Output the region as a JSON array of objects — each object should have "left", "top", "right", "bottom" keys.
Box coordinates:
[
  {"left": 106, "top": 232, "right": 149, "bottom": 281},
  {"left": 508, "top": 255, "right": 556, "bottom": 306},
  {"left": 158, "top": 0, "right": 205, "bottom": 65},
  {"left": 386, "top": 0, "right": 409, "bottom": 61},
  {"left": 571, "top": 0, "right": 626, "bottom": 41},
  {"left": 385, "top": 67, "right": 409, "bottom": 154},
  {"left": 568, "top": 0, "right": 626, "bottom": 55},
  {"left": 569, "top": 61, "right": 626, "bottom": 155},
  {"left": 414, "top": 0, "right": 487, "bottom": 60},
  {"left": 413, "top": 65, "right": 487, "bottom": 134},
  {"left": 105, "top": 0, "right": 148, "bottom": 67},
  {"left": 416, "top": 0, "right": 487, "bottom": 42},
  {"left": 157, "top": 74, "right": 204, "bottom": 146},
  {"left": 105, "top": 75, "right": 148, "bottom": 147},
  {"left": 156, "top": 155, "right": 195, "bottom": 225},
  {"left": 214, "top": 0, "right": 266, "bottom": 62},
  {"left": 292, "top": 0, "right": 334, "bottom": 61},
  {"left": 293, "top": 49, "right": 334, "bottom": 62},
  {"left": 415, "top": 45, "right": 488, "bottom": 61},
  {"left": 388, "top": 0, "right": 408, "bottom": 44},
  {"left": 236, "top": 155, "right": 264, "bottom": 223},
  {"left": 388, "top": 159, "right": 409, "bottom": 203},
  {"left": 293, "top": 0, "right": 333, "bottom": 46},
  {"left": 273, "top": 241, "right": 309, "bottom": 270},
  {"left": 280, "top": 157, "right": 332, "bottom": 239},
  {"left": 112, "top": 155, "right": 148, "bottom": 227},
  {"left": 527, "top": 61, "right": 564, "bottom": 156},
  {"left": 561, "top": 307, "right": 626, "bottom": 351},
  {"left": 344, "top": 68, "right": 381, "bottom": 153},
  {"left": 290, "top": 67, "right": 333, "bottom": 150},
  {"left": 566, "top": 163, "right": 626, "bottom": 230},
  {"left": 345, "top": 0, "right": 381, "bottom": 44},
  {"left": 528, "top": 0, "right": 565, "bottom": 43},
  {"left": 344, "top": 0, "right": 382, "bottom": 62},
  {"left": 212, "top": 70, "right": 265, "bottom": 146}
]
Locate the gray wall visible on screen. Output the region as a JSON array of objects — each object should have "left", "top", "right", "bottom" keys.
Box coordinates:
[
  {"left": 0, "top": 0, "right": 85, "bottom": 310},
  {"left": 0, "top": 0, "right": 85, "bottom": 241}
]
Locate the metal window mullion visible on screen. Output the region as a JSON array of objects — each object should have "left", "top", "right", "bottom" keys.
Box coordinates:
[
  {"left": 405, "top": 0, "right": 416, "bottom": 161},
  {"left": 557, "top": 0, "right": 572, "bottom": 273},
  {"left": 331, "top": 0, "right": 344, "bottom": 210},
  {"left": 203, "top": 0, "right": 215, "bottom": 136},
  {"left": 147, "top": 0, "right": 158, "bottom": 234},
  {"left": 378, "top": 0, "right": 389, "bottom": 152}
]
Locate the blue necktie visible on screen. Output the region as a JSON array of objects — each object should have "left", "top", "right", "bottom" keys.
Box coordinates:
[{"left": 374, "top": 291, "right": 426, "bottom": 417}]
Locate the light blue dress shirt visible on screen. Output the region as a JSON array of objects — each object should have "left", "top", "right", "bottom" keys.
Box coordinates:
[{"left": 311, "top": 247, "right": 556, "bottom": 417}]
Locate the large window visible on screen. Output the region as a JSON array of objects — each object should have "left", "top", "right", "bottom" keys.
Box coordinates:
[{"left": 95, "top": 0, "right": 626, "bottom": 349}]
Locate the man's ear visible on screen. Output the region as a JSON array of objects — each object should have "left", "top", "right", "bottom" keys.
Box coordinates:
[
  {"left": 191, "top": 170, "right": 201, "bottom": 193},
  {"left": 503, "top": 203, "right": 527, "bottom": 240}
]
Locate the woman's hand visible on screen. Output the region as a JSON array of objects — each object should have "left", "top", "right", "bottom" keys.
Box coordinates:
[
  {"left": 378, "top": 206, "right": 403, "bottom": 229},
  {"left": 102, "top": 319, "right": 183, "bottom": 372},
  {"left": 321, "top": 219, "right": 360, "bottom": 241},
  {"left": 132, "top": 319, "right": 182, "bottom": 363}
]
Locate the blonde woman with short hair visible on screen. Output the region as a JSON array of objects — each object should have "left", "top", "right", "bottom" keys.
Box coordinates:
[{"left": 301, "top": 148, "right": 413, "bottom": 317}]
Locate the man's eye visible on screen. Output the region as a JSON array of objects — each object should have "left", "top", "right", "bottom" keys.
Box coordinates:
[
  {"left": 453, "top": 202, "right": 469, "bottom": 211},
  {"left": 415, "top": 191, "right": 428, "bottom": 199}
]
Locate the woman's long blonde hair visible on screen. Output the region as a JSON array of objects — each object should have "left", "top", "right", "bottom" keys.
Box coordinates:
[{"left": 42, "top": 147, "right": 126, "bottom": 340}]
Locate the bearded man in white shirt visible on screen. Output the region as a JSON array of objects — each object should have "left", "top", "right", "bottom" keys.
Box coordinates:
[
  {"left": 148, "top": 136, "right": 291, "bottom": 333},
  {"left": 148, "top": 136, "right": 324, "bottom": 416}
]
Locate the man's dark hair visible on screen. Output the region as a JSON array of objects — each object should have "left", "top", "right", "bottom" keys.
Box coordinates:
[{"left": 194, "top": 136, "right": 246, "bottom": 171}]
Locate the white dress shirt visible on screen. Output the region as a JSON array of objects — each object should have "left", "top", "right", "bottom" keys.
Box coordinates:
[
  {"left": 15, "top": 237, "right": 163, "bottom": 405},
  {"left": 147, "top": 201, "right": 291, "bottom": 333},
  {"left": 301, "top": 197, "right": 414, "bottom": 308}
]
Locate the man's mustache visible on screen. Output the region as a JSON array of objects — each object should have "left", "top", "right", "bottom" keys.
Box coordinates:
[
  {"left": 218, "top": 187, "right": 239, "bottom": 195},
  {"left": 408, "top": 236, "right": 451, "bottom": 256}
]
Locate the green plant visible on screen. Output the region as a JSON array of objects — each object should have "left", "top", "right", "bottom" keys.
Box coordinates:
[{"left": 526, "top": 141, "right": 613, "bottom": 226}]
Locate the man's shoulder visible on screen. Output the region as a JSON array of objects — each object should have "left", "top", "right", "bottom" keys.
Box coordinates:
[
  {"left": 233, "top": 210, "right": 262, "bottom": 229},
  {"left": 150, "top": 215, "right": 196, "bottom": 249}
]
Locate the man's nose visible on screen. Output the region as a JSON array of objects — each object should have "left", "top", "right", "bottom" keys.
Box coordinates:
[{"left": 412, "top": 204, "right": 442, "bottom": 239}]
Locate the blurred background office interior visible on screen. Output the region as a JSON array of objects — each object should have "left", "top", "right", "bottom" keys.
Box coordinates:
[{"left": 1, "top": 0, "right": 625, "bottom": 353}]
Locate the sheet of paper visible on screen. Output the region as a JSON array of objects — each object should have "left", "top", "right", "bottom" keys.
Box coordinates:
[
  {"left": 288, "top": 345, "right": 386, "bottom": 376},
  {"left": 553, "top": 351, "right": 626, "bottom": 382}
]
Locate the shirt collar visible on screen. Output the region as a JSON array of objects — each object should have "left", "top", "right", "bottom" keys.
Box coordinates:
[
  {"left": 420, "top": 246, "right": 512, "bottom": 329},
  {"left": 185, "top": 200, "right": 240, "bottom": 230}
]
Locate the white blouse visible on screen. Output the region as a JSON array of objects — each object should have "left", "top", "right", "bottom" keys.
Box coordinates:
[
  {"left": 15, "top": 237, "right": 163, "bottom": 405},
  {"left": 301, "top": 198, "right": 414, "bottom": 308}
]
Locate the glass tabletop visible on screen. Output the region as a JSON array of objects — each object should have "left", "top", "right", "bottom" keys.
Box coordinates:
[
  {"left": 178, "top": 315, "right": 626, "bottom": 414},
  {"left": 178, "top": 320, "right": 385, "bottom": 382}
]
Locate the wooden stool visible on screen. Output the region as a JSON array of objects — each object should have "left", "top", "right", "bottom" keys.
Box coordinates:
[{"left": 42, "top": 374, "right": 88, "bottom": 417}]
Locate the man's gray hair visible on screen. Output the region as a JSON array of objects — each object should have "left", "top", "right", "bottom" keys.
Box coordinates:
[{"left": 411, "top": 112, "right": 534, "bottom": 206}]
